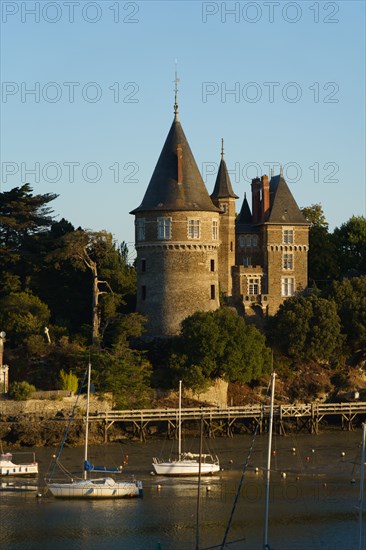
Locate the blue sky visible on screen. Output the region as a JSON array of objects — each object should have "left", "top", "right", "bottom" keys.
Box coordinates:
[{"left": 1, "top": 0, "right": 365, "bottom": 258}]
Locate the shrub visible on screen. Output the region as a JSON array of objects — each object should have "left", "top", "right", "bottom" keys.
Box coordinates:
[
  {"left": 8, "top": 381, "right": 36, "bottom": 400},
  {"left": 59, "top": 369, "right": 79, "bottom": 394}
]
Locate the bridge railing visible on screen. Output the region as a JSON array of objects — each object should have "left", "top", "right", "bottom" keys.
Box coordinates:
[{"left": 88, "top": 401, "right": 366, "bottom": 423}]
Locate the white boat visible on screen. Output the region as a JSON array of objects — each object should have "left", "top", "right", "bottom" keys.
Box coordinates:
[
  {"left": 0, "top": 452, "right": 38, "bottom": 476},
  {"left": 152, "top": 380, "right": 220, "bottom": 476},
  {"left": 46, "top": 363, "right": 143, "bottom": 499}
]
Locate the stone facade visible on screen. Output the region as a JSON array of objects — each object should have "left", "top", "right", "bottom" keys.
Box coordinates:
[
  {"left": 131, "top": 110, "right": 309, "bottom": 338},
  {"left": 135, "top": 210, "right": 220, "bottom": 337}
]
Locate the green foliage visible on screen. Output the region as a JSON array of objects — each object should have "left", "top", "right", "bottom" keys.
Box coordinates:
[
  {"left": 269, "top": 294, "right": 343, "bottom": 363},
  {"left": 59, "top": 369, "right": 79, "bottom": 394},
  {"left": 169, "top": 308, "right": 271, "bottom": 389},
  {"left": 93, "top": 345, "right": 152, "bottom": 409},
  {"left": 0, "top": 292, "right": 50, "bottom": 345},
  {"left": 328, "top": 276, "right": 366, "bottom": 353},
  {"left": 333, "top": 216, "right": 366, "bottom": 275},
  {"left": 8, "top": 381, "right": 36, "bottom": 400},
  {"left": 0, "top": 184, "right": 58, "bottom": 293},
  {"left": 301, "top": 204, "right": 329, "bottom": 229},
  {"left": 301, "top": 204, "right": 339, "bottom": 287}
]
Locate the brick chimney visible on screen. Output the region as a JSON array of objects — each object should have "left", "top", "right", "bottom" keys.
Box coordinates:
[
  {"left": 261, "top": 175, "right": 270, "bottom": 221},
  {"left": 251, "top": 178, "right": 261, "bottom": 224},
  {"left": 177, "top": 144, "right": 183, "bottom": 183}
]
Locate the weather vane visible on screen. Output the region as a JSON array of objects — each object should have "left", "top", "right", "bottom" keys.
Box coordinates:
[{"left": 174, "top": 59, "right": 180, "bottom": 119}]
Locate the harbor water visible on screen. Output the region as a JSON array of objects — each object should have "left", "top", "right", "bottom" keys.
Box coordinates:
[{"left": 0, "top": 430, "right": 365, "bottom": 550}]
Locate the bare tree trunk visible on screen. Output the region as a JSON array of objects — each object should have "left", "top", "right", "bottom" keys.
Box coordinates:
[{"left": 92, "top": 270, "right": 100, "bottom": 345}]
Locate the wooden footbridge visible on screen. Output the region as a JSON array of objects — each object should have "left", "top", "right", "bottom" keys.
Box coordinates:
[{"left": 88, "top": 401, "right": 366, "bottom": 442}]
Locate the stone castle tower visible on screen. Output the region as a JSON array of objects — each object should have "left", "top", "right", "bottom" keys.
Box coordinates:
[
  {"left": 130, "top": 98, "right": 221, "bottom": 337},
  {"left": 131, "top": 95, "right": 309, "bottom": 338}
]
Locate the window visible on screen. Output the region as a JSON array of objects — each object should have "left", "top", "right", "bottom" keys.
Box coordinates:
[
  {"left": 248, "top": 277, "right": 261, "bottom": 295},
  {"left": 141, "top": 259, "right": 146, "bottom": 272},
  {"left": 136, "top": 219, "right": 145, "bottom": 241},
  {"left": 220, "top": 203, "right": 227, "bottom": 213},
  {"left": 281, "top": 277, "right": 295, "bottom": 296},
  {"left": 157, "top": 218, "right": 171, "bottom": 240},
  {"left": 210, "top": 259, "right": 215, "bottom": 272},
  {"left": 240, "top": 234, "right": 258, "bottom": 248},
  {"left": 212, "top": 220, "right": 218, "bottom": 240},
  {"left": 141, "top": 285, "right": 146, "bottom": 300},
  {"left": 283, "top": 253, "right": 293, "bottom": 270},
  {"left": 283, "top": 228, "right": 294, "bottom": 244},
  {"left": 188, "top": 219, "right": 200, "bottom": 239},
  {"left": 243, "top": 257, "right": 251, "bottom": 267},
  {"left": 210, "top": 285, "right": 216, "bottom": 299}
]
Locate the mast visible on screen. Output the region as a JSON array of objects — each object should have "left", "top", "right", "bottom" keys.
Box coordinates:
[
  {"left": 264, "top": 372, "right": 276, "bottom": 550},
  {"left": 83, "top": 362, "right": 91, "bottom": 481},
  {"left": 196, "top": 414, "right": 204, "bottom": 550},
  {"left": 359, "top": 423, "right": 366, "bottom": 550},
  {"left": 178, "top": 380, "right": 182, "bottom": 459}
]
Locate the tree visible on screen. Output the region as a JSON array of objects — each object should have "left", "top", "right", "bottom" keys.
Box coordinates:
[
  {"left": 0, "top": 291, "right": 50, "bottom": 346},
  {"left": 268, "top": 294, "right": 343, "bottom": 363},
  {"left": 328, "top": 276, "right": 366, "bottom": 354},
  {"left": 59, "top": 369, "right": 79, "bottom": 393},
  {"left": 49, "top": 230, "right": 123, "bottom": 344},
  {"left": 169, "top": 308, "right": 271, "bottom": 389},
  {"left": 333, "top": 216, "right": 366, "bottom": 276},
  {"left": 0, "top": 184, "right": 58, "bottom": 292},
  {"left": 301, "top": 204, "right": 339, "bottom": 286}
]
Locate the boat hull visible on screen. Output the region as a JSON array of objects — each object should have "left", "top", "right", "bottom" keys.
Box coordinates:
[
  {"left": 0, "top": 455, "right": 38, "bottom": 476},
  {"left": 152, "top": 459, "right": 220, "bottom": 476},
  {"left": 47, "top": 477, "right": 143, "bottom": 498}
]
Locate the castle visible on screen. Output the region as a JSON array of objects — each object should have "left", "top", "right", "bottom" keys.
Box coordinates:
[{"left": 130, "top": 93, "right": 309, "bottom": 338}]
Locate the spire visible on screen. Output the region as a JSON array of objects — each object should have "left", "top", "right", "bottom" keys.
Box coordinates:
[
  {"left": 130, "top": 114, "right": 219, "bottom": 214},
  {"left": 280, "top": 163, "right": 283, "bottom": 177},
  {"left": 211, "top": 139, "right": 239, "bottom": 200},
  {"left": 174, "top": 60, "right": 179, "bottom": 121}
]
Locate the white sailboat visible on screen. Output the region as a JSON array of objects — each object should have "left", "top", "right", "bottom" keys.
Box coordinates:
[
  {"left": 46, "top": 363, "right": 143, "bottom": 498},
  {"left": 152, "top": 380, "right": 220, "bottom": 476}
]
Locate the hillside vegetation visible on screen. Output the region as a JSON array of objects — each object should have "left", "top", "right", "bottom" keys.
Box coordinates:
[{"left": 0, "top": 186, "right": 365, "bottom": 406}]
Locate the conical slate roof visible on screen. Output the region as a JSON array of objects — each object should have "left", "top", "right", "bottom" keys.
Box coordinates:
[
  {"left": 211, "top": 158, "right": 238, "bottom": 200},
  {"left": 130, "top": 117, "right": 219, "bottom": 214},
  {"left": 236, "top": 193, "right": 253, "bottom": 231},
  {"left": 267, "top": 175, "right": 308, "bottom": 224}
]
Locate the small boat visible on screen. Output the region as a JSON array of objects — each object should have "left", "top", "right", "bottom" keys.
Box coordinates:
[
  {"left": 0, "top": 452, "right": 38, "bottom": 476},
  {"left": 152, "top": 381, "right": 220, "bottom": 477},
  {"left": 46, "top": 363, "right": 143, "bottom": 499}
]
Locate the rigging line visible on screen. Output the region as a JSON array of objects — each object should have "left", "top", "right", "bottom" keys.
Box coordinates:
[
  {"left": 219, "top": 378, "right": 273, "bottom": 550},
  {"left": 47, "top": 367, "right": 88, "bottom": 482}
]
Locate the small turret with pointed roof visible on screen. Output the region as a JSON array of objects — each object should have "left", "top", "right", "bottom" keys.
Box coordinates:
[
  {"left": 211, "top": 139, "right": 239, "bottom": 201},
  {"left": 210, "top": 139, "right": 238, "bottom": 297},
  {"left": 236, "top": 192, "right": 253, "bottom": 230}
]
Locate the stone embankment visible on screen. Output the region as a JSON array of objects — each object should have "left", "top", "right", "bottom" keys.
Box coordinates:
[{"left": 0, "top": 394, "right": 113, "bottom": 448}]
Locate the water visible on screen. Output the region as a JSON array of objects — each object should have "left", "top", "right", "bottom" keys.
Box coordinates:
[{"left": 0, "top": 430, "right": 364, "bottom": 549}]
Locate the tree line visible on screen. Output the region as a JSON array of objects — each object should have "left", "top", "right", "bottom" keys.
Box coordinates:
[{"left": 0, "top": 186, "right": 365, "bottom": 405}]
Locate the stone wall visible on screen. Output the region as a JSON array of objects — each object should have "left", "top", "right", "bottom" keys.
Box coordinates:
[{"left": 0, "top": 394, "right": 113, "bottom": 417}]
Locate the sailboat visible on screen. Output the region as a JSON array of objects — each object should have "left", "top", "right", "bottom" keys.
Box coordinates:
[
  {"left": 46, "top": 363, "right": 143, "bottom": 498},
  {"left": 152, "top": 380, "right": 220, "bottom": 476}
]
